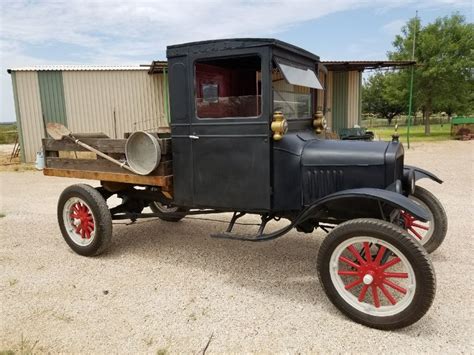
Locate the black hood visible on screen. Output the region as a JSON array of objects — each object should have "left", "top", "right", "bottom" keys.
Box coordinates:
[
  {"left": 302, "top": 139, "right": 391, "bottom": 167},
  {"left": 300, "top": 139, "right": 404, "bottom": 204}
]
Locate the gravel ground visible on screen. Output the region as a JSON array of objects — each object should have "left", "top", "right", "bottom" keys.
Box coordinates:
[{"left": 1, "top": 140, "right": 473, "bottom": 353}]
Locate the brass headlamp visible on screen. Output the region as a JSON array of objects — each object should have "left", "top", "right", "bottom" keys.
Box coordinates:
[
  {"left": 313, "top": 110, "right": 327, "bottom": 134},
  {"left": 271, "top": 111, "right": 288, "bottom": 141}
]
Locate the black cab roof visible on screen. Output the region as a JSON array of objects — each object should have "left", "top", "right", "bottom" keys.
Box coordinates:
[{"left": 166, "top": 38, "right": 320, "bottom": 62}]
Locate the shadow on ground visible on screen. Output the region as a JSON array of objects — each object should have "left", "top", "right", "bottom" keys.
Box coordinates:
[{"left": 109, "top": 216, "right": 328, "bottom": 306}]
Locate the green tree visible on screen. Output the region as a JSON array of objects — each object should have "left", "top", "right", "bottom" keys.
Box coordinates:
[
  {"left": 389, "top": 13, "right": 474, "bottom": 134},
  {"left": 362, "top": 71, "right": 407, "bottom": 124}
]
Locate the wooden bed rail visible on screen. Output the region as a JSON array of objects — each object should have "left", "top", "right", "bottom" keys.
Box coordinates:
[{"left": 42, "top": 137, "right": 173, "bottom": 189}]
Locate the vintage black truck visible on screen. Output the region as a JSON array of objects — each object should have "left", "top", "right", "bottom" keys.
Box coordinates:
[{"left": 43, "top": 39, "right": 447, "bottom": 330}]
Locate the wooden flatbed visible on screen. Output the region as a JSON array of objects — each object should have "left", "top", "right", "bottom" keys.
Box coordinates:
[{"left": 42, "top": 135, "right": 173, "bottom": 189}]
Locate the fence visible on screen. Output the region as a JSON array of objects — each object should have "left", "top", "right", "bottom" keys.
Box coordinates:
[{"left": 361, "top": 114, "right": 453, "bottom": 128}]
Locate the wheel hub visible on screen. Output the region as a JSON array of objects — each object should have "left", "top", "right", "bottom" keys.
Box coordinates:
[
  {"left": 363, "top": 272, "right": 374, "bottom": 285},
  {"left": 70, "top": 202, "right": 94, "bottom": 239},
  {"left": 336, "top": 242, "right": 412, "bottom": 309},
  {"left": 358, "top": 265, "right": 384, "bottom": 286}
]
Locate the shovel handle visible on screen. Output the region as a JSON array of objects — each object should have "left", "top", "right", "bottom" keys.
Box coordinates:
[{"left": 73, "top": 138, "right": 136, "bottom": 173}]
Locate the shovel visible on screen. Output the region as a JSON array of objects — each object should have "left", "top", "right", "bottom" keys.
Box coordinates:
[{"left": 46, "top": 122, "right": 136, "bottom": 173}]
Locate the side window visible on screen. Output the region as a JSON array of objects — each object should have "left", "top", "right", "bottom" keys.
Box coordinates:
[{"left": 195, "top": 55, "right": 261, "bottom": 118}]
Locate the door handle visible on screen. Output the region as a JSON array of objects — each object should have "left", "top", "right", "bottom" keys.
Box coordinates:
[{"left": 189, "top": 135, "right": 199, "bottom": 140}]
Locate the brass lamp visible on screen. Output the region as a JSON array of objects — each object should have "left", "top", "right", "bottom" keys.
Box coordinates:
[
  {"left": 271, "top": 111, "right": 288, "bottom": 141},
  {"left": 313, "top": 110, "right": 327, "bottom": 134}
]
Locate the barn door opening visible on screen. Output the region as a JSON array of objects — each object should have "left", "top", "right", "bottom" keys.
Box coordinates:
[{"left": 38, "top": 71, "right": 68, "bottom": 134}]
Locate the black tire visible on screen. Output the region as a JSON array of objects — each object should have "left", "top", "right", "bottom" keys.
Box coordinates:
[
  {"left": 317, "top": 218, "right": 436, "bottom": 330},
  {"left": 408, "top": 186, "right": 448, "bottom": 253},
  {"left": 58, "top": 184, "right": 112, "bottom": 256},
  {"left": 149, "top": 201, "right": 187, "bottom": 222}
]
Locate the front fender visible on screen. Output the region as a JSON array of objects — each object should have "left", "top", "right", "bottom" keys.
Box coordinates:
[
  {"left": 301, "top": 188, "right": 430, "bottom": 222},
  {"left": 404, "top": 165, "right": 443, "bottom": 184}
]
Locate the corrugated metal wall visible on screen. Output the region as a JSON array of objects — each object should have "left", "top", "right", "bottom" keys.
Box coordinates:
[
  {"left": 347, "top": 71, "right": 360, "bottom": 127},
  {"left": 327, "top": 70, "right": 361, "bottom": 133},
  {"left": 315, "top": 70, "right": 326, "bottom": 117},
  {"left": 325, "top": 71, "right": 333, "bottom": 130},
  {"left": 14, "top": 72, "right": 45, "bottom": 162},
  {"left": 63, "top": 71, "right": 168, "bottom": 139},
  {"left": 11, "top": 69, "right": 167, "bottom": 162},
  {"left": 10, "top": 72, "right": 26, "bottom": 162}
]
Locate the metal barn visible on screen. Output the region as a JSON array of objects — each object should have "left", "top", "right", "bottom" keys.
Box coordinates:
[{"left": 8, "top": 65, "right": 169, "bottom": 162}]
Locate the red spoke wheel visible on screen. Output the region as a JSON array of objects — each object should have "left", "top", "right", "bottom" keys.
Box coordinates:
[
  {"left": 402, "top": 186, "right": 448, "bottom": 253},
  {"left": 58, "top": 184, "right": 112, "bottom": 256},
  {"left": 317, "top": 218, "right": 436, "bottom": 330}
]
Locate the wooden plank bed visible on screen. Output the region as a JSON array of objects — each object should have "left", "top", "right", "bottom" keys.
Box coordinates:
[{"left": 42, "top": 136, "right": 173, "bottom": 189}]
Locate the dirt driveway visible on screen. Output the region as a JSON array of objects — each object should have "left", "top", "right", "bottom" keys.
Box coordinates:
[{"left": 1, "top": 140, "right": 473, "bottom": 353}]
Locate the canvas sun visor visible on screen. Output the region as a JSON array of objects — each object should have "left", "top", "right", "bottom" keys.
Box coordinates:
[{"left": 275, "top": 59, "right": 323, "bottom": 90}]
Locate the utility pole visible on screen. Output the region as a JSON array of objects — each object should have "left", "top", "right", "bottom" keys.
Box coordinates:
[{"left": 407, "top": 10, "right": 418, "bottom": 149}]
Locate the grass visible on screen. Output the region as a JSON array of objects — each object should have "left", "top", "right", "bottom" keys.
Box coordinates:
[
  {"left": 368, "top": 124, "right": 452, "bottom": 143},
  {"left": 0, "top": 124, "right": 17, "bottom": 144},
  {"left": 1, "top": 335, "right": 40, "bottom": 354}
]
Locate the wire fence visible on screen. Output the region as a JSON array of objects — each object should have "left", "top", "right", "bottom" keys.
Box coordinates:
[{"left": 361, "top": 114, "right": 453, "bottom": 128}]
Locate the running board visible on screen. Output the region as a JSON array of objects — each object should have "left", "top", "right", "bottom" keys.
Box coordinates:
[
  {"left": 211, "top": 212, "right": 288, "bottom": 242},
  {"left": 210, "top": 231, "right": 275, "bottom": 242}
]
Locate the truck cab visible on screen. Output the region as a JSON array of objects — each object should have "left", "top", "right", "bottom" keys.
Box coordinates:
[
  {"left": 168, "top": 39, "right": 323, "bottom": 210},
  {"left": 167, "top": 39, "right": 404, "bottom": 213}
]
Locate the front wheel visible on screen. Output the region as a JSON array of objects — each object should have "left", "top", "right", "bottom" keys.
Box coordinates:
[
  {"left": 401, "top": 186, "right": 448, "bottom": 253},
  {"left": 317, "top": 218, "right": 436, "bottom": 330}
]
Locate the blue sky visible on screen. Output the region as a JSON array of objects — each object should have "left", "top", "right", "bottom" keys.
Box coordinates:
[{"left": 0, "top": 0, "right": 471, "bottom": 122}]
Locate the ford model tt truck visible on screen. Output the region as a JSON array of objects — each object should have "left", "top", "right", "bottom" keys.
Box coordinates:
[{"left": 43, "top": 39, "right": 447, "bottom": 329}]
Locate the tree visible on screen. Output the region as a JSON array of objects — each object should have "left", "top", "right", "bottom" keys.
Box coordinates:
[
  {"left": 388, "top": 13, "right": 474, "bottom": 134},
  {"left": 362, "top": 71, "right": 407, "bottom": 124}
]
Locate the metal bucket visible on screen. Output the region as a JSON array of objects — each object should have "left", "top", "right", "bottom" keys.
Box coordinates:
[{"left": 125, "top": 131, "right": 161, "bottom": 175}]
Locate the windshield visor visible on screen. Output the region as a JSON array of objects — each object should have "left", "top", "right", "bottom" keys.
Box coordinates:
[{"left": 275, "top": 59, "right": 322, "bottom": 89}]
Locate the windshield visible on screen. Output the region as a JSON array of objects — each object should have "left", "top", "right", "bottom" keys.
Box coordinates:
[{"left": 272, "top": 59, "right": 322, "bottom": 119}]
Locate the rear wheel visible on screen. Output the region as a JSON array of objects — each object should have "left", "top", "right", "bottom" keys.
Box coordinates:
[
  {"left": 317, "top": 218, "right": 436, "bottom": 330},
  {"left": 401, "top": 186, "right": 447, "bottom": 253},
  {"left": 58, "top": 184, "right": 112, "bottom": 256},
  {"left": 149, "top": 201, "right": 187, "bottom": 222}
]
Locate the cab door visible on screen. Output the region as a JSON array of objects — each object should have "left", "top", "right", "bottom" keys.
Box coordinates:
[{"left": 189, "top": 52, "right": 271, "bottom": 211}]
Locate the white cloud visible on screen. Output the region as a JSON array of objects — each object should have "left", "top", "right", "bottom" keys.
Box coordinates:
[
  {"left": 0, "top": 0, "right": 471, "bottom": 121},
  {"left": 382, "top": 19, "right": 407, "bottom": 36}
]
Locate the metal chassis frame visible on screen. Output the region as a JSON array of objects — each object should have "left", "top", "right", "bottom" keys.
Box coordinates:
[{"left": 106, "top": 187, "right": 430, "bottom": 242}]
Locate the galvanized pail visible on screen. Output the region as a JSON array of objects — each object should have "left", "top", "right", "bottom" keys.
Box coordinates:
[{"left": 125, "top": 131, "right": 161, "bottom": 175}]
